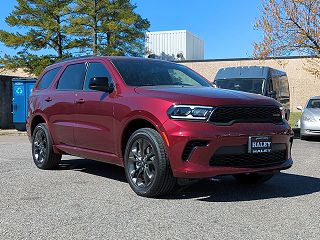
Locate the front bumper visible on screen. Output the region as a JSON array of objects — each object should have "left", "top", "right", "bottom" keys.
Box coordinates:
[
  {"left": 300, "top": 120, "right": 320, "bottom": 136},
  {"left": 163, "top": 120, "right": 293, "bottom": 178}
]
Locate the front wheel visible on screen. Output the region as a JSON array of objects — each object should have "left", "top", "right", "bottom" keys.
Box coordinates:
[
  {"left": 300, "top": 134, "right": 309, "bottom": 141},
  {"left": 233, "top": 173, "right": 275, "bottom": 184},
  {"left": 124, "top": 128, "right": 176, "bottom": 197},
  {"left": 32, "top": 123, "right": 61, "bottom": 170}
]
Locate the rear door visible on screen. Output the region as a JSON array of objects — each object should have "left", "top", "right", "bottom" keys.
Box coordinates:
[
  {"left": 48, "top": 63, "right": 86, "bottom": 146},
  {"left": 73, "top": 61, "right": 115, "bottom": 153}
]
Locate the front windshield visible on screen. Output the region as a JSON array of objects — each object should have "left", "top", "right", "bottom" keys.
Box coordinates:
[
  {"left": 306, "top": 99, "right": 320, "bottom": 108},
  {"left": 112, "top": 59, "right": 212, "bottom": 87},
  {"left": 215, "top": 78, "right": 265, "bottom": 94}
]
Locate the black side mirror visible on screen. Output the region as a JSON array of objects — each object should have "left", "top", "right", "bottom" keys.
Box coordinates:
[
  {"left": 269, "top": 90, "right": 277, "bottom": 99},
  {"left": 89, "top": 77, "right": 114, "bottom": 93}
]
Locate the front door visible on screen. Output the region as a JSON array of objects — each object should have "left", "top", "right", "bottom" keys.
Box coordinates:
[{"left": 73, "top": 61, "right": 115, "bottom": 153}]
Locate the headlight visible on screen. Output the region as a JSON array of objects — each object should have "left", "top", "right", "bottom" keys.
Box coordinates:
[
  {"left": 167, "top": 105, "right": 214, "bottom": 121},
  {"left": 302, "top": 114, "right": 316, "bottom": 122}
]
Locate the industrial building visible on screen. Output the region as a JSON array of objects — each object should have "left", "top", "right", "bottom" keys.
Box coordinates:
[{"left": 145, "top": 30, "right": 204, "bottom": 61}]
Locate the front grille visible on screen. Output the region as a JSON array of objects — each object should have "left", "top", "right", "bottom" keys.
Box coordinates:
[
  {"left": 209, "top": 106, "right": 283, "bottom": 125},
  {"left": 210, "top": 150, "right": 287, "bottom": 168},
  {"left": 182, "top": 140, "right": 208, "bottom": 161}
]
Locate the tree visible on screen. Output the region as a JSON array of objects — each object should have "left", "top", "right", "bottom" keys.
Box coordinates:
[
  {"left": 0, "top": 0, "right": 79, "bottom": 75},
  {"left": 254, "top": 0, "right": 320, "bottom": 76},
  {"left": 69, "top": 0, "right": 150, "bottom": 56},
  {"left": 0, "top": 52, "right": 55, "bottom": 76}
]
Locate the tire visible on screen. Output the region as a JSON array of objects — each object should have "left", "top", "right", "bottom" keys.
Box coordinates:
[
  {"left": 233, "top": 173, "right": 274, "bottom": 184},
  {"left": 32, "top": 123, "right": 61, "bottom": 170},
  {"left": 124, "top": 128, "right": 176, "bottom": 197},
  {"left": 300, "top": 134, "right": 308, "bottom": 140}
]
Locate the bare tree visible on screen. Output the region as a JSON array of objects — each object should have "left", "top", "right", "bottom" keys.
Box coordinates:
[{"left": 254, "top": 0, "right": 320, "bottom": 76}]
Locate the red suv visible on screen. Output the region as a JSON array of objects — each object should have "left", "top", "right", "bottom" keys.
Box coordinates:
[{"left": 27, "top": 57, "right": 293, "bottom": 197}]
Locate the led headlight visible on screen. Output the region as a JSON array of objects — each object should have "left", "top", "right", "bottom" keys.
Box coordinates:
[{"left": 167, "top": 105, "right": 214, "bottom": 121}]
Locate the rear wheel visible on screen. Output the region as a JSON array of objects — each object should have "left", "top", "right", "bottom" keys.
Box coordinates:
[
  {"left": 233, "top": 173, "right": 274, "bottom": 184},
  {"left": 32, "top": 123, "right": 61, "bottom": 169},
  {"left": 124, "top": 128, "right": 176, "bottom": 197}
]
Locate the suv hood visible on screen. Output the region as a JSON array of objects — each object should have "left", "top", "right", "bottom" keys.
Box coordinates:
[{"left": 134, "top": 86, "right": 280, "bottom": 106}]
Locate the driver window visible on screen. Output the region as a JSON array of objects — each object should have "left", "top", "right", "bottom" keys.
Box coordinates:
[
  {"left": 84, "top": 62, "right": 113, "bottom": 91},
  {"left": 168, "top": 69, "right": 202, "bottom": 86}
]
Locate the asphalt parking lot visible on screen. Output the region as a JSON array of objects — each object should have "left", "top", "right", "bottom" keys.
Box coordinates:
[{"left": 0, "top": 135, "right": 319, "bottom": 240}]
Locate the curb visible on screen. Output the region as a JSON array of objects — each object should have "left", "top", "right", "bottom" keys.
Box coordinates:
[{"left": 0, "top": 130, "right": 28, "bottom": 136}]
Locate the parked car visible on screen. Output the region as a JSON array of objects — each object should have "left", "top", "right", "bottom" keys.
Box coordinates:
[
  {"left": 297, "top": 96, "right": 320, "bottom": 140},
  {"left": 214, "top": 66, "right": 290, "bottom": 120},
  {"left": 27, "top": 57, "right": 293, "bottom": 197}
]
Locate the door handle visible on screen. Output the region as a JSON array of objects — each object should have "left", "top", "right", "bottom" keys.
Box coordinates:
[
  {"left": 45, "top": 97, "right": 52, "bottom": 102},
  {"left": 76, "top": 99, "right": 85, "bottom": 104}
]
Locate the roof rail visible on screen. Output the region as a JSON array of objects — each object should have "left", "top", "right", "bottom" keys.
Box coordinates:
[{"left": 55, "top": 55, "right": 97, "bottom": 64}]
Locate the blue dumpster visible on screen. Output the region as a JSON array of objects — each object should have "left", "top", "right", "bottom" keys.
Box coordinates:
[{"left": 12, "top": 78, "right": 37, "bottom": 131}]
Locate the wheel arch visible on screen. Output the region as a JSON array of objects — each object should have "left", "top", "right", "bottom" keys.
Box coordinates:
[
  {"left": 30, "top": 114, "right": 47, "bottom": 137},
  {"left": 120, "top": 117, "right": 165, "bottom": 159}
]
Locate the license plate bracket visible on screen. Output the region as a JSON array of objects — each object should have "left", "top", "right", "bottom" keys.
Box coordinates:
[{"left": 248, "top": 136, "right": 272, "bottom": 154}]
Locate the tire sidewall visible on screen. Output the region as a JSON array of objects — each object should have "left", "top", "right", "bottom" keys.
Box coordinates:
[
  {"left": 32, "top": 123, "right": 52, "bottom": 169},
  {"left": 124, "top": 129, "right": 166, "bottom": 196}
]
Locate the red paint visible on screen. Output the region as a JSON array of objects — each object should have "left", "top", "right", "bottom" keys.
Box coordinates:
[{"left": 27, "top": 57, "right": 293, "bottom": 179}]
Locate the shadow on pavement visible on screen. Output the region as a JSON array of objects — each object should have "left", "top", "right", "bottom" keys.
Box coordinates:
[
  {"left": 58, "top": 158, "right": 127, "bottom": 183},
  {"left": 58, "top": 158, "right": 320, "bottom": 202},
  {"left": 302, "top": 136, "right": 320, "bottom": 142},
  {"left": 164, "top": 173, "right": 320, "bottom": 202}
]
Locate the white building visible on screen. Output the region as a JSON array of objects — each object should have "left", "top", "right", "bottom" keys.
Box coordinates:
[{"left": 145, "top": 30, "right": 204, "bottom": 61}]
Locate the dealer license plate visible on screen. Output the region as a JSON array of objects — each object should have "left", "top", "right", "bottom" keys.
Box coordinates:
[{"left": 248, "top": 136, "right": 272, "bottom": 154}]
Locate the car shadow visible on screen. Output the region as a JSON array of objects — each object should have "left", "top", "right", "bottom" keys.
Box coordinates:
[
  {"left": 57, "top": 158, "right": 320, "bottom": 202},
  {"left": 58, "top": 158, "right": 127, "bottom": 183},
  {"left": 303, "top": 136, "right": 320, "bottom": 142},
  {"left": 163, "top": 173, "right": 320, "bottom": 202}
]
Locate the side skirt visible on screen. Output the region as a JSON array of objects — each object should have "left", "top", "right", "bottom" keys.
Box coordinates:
[{"left": 54, "top": 144, "right": 124, "bottom": 167}]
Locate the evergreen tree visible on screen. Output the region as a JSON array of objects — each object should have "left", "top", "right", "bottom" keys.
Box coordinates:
[
  {"left": 0, "top": 0, "right": 79, "bottom": 57},
  {"left": 0, "top": 52, "right": 55, "bottom": 76},
  {"left": 0, "top": 0, "right": 78, "bottom": 75},
  {"left": 70, "top": 0, "right": 150, "bottom": 56}
]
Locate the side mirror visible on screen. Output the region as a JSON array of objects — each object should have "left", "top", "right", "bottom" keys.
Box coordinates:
[
  {"left": 89, "top": 77, "right": 114, "bottom": 93},
  {"left": 297, "top": 106, "right": 303, "bottom": 111},
  {"left": 269, "top": 90, "right": 277, "bottom": 99}
]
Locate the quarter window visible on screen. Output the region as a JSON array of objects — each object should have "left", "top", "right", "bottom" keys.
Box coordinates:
[
  {"left": 57, "top": 63, "right": 86, "bottom": 90},
  {"left": 84, "top": 62, "right": 112, "bottom": 91},
  {"left": 37, "top": 67, "right": 61, "bottom": 90}
]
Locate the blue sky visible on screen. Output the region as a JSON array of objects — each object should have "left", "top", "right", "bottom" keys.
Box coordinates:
[{"left": 0, "top": 0, "right": 263, "bottom": 59}]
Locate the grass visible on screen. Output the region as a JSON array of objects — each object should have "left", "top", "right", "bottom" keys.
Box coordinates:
[{"left": 288, "top": 112, "right": 302, "bottom": 128}]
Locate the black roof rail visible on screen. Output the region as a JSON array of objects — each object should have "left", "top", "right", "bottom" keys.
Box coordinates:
[{"left": 55, "top": 55, "right": 98, "bottom": 64}]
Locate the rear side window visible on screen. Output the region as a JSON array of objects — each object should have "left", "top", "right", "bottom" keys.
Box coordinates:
[
  {"left": 84, "top": 62, "right": 113, "bottom": 91},
  {"left": 37, "top": 67, "right": 61, "bottom": 90},
  {"left": 57, "top": 63, "right": 86, "bottom": 90}
]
